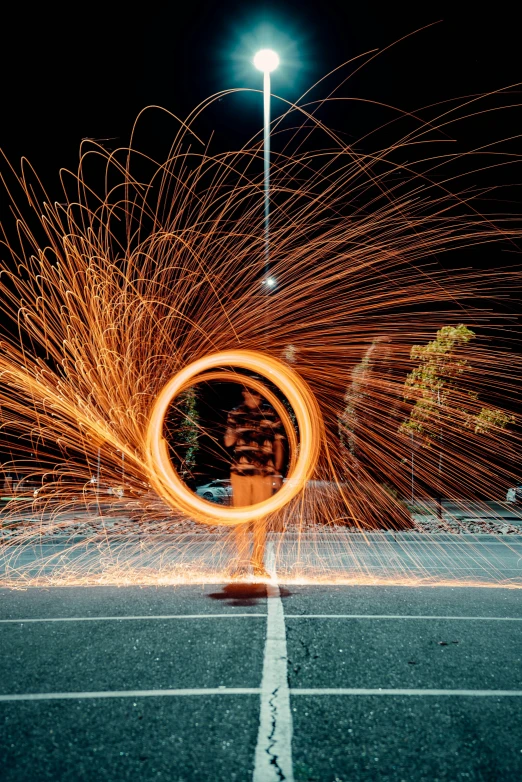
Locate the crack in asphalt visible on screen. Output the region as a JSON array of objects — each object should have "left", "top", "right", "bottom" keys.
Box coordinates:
[
  {"left": 288, "top": 630, "right": 318, "bottom": 681},
  {"left": 266, "top": 685, "right": 286, "bottom": 781},
  {"left": 254, "top": 548, "right": 293, "bottom": 781}
]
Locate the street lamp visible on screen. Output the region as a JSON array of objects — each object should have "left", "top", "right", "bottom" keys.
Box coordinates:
[{"left": 254, "top": 49, "right": 279, "bottom": 285}]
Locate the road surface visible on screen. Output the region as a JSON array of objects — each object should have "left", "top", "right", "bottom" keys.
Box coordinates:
[{"left": 1, "top": 539, "right": 521, "bottom": 780}]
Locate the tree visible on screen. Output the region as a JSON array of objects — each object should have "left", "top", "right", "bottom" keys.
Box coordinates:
[
  {"left": 338, "top": 337, "right": 414, "bottom": 530},
  {"left": 399, "top": 325, "right": 514, "bottom": 515},
  {"left": 338, "top": 344, "right": 372, "bottom": 463},
  {"left": 339, "top": 337, "right": 393, "bottom": 467},
  {"left": 177, "top": 386, "right": 200, "bottom": 484}
]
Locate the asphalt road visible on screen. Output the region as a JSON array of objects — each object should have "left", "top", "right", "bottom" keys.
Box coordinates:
[
  {"left": 2, "top": 532, "right": 522, "bottom": 585},
  {"left": 1, "top": 575, "right": 521, "bottom": 781}
]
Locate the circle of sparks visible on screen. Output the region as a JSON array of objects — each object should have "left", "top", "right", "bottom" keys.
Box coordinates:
[{"left": 145, "top": 350, "right": 323, "bottom": 525}]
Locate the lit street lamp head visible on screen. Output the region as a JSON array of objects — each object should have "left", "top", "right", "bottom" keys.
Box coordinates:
[{"left": 254, "top": 49, "right": 280, "bottom": 73}]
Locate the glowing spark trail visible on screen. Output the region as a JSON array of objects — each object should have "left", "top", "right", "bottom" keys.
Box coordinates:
[
  {"left": 146, "top": 350, "right": 321, "bottom": 524},
  {"left": 0, "top": 56, "right": 521, "bottom": 586}
]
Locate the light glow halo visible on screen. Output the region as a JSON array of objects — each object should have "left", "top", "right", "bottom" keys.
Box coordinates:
[{"left": 145, "top": 350, "right": 323, "bottom": 525}]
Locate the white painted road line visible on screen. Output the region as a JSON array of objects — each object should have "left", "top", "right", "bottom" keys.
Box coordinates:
[
  {"left": 1, "top": 688, "right": 521, "bottom": 704},
  {"left": 285, "top": 614, "right": 522, "bottom": 621},
  {"left": 0, "top": 688, "right": 260, "bottom": 702},
  {"left": 253, "top": 542, "right": 294, "bottom": 782},
  {"left": 0, "top": 614, "right": 267, "bottom": 624},
  {"left": 1, "top": 613, "right": 519, "bottom": 625},
  {"left": 291, "top": 689, "right": 522, "bottom": 697},
  {"left": 0, "top": 613, "right": 522, "bottom": 624}
]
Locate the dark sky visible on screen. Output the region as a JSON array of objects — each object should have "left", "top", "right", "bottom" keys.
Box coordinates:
[
  {"left": 2, "top": 2, "right": 521, "bottom": 186},
  {"left": 1, "top": 2, "right": 521, "bottom": 331},
  {"left": 1, "top": 2, "right": 521, "bottom": 474}
]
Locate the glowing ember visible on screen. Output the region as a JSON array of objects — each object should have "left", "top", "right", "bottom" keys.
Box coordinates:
[
  {"left": 146, "top": 350, "right": 322, "bottom": 524},
  {"left": 0, "top": 63, "right": 520, "bottom": 586}
]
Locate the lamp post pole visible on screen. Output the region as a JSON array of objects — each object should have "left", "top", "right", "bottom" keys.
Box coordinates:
[
  {"left": 263, "top": 67, "right": 271, "bottom": 277},
  {"left": 254, "top": 49, "right": 279, "bottom": 286}
]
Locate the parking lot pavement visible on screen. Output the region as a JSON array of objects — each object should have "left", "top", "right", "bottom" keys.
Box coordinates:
[
  {"left": 2, "top": 696, "right": 259, "bottom": 781},
  {"left": 276, "top": 534, "right": 522, "bottom": 584},
  {"left": 2, "top": 616, "right": 266, "bottom": 695},
  {"left": 0, "top": 583, "right": 266, "bottom": 619},
  {"left": 0, "top": 584, "right": 266, "bottom": 782},
  {"left": 1, "top": 574, "right": 521, "bottom": 780},
  {"left": 2, "top": 533, "right": 522, "bottom": 586},
  {"left": 291, "top": 695, "right": 521, "bottom": 782},
  {"left": 286, "top": 617, "right": 522, "bottom": 690}
]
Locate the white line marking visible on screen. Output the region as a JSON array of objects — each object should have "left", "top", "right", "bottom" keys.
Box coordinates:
[
  {"left": 285, "top": 614, "right": 522, "bottom": 621},
  {"left": 0, "top": 614, "right": 267, "bottom": 625},
  {"left": 253, "top": 542, "right": 294, "bottom": 782},
  {"left": 291, "top": 688, "right": 522, "bottom": 697},
  {"left": 1, "top": 687, "right": 520, "bottom": 704},
  {"left": 273, "top": 537, "right": 522, "bottom": 544},
  {"left": 0, "top": 688, "right": 260, "bottom": 702}
]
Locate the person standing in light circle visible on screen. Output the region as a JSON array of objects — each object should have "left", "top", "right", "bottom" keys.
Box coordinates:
[{"left": 224, "top": 385, "right": 285, "bottom": 577}]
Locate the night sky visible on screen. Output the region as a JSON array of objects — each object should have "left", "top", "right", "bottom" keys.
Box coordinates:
[
  {"left": 2, "top": 3, "right": 521, "bottom": 188},
  {"left": 1, "top": 3, "right": 521, "bottom": 479},
  {"left": 2, "top": 3, "right": 520, "bottom": 346}
]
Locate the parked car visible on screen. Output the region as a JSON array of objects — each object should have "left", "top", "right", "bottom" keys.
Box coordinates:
[
  {"left": 506, "top": 485, "right": 522, "bottom": 504},
  {"left": 195, "top": 479, "right": 232, "bottom": 504}
]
